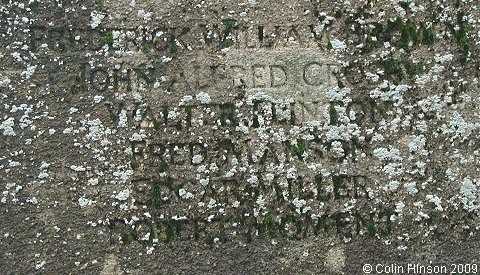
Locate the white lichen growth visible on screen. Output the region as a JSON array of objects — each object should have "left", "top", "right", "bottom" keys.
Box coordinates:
[
  {"left": 0, "top": 117, "right": 16, "bottom": 136},
  {"left": 90, "top": 11, "right": 105, "bottom": 29},
  {"left": 114, "top": 189, "right": 130, "bottom": 201}
]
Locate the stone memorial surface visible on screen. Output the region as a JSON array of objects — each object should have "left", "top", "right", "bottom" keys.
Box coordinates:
[{"left": 1, "top": 0, "right": 480, "bottom": 274}]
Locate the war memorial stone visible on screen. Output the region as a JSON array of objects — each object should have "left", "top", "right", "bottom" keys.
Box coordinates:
[{"left": 1, "top": 0, "right": 480, "bottom": 274}]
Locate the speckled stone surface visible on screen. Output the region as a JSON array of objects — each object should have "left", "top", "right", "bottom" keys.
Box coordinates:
[{"left": 1, "top": 0, "right": 480, "bottom": 274}]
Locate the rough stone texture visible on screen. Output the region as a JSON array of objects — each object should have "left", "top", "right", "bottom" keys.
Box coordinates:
[{"left": 1, "top": 0, "right": 480, "bottom": 274}]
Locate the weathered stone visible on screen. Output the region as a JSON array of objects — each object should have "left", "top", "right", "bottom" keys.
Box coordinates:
[{"left": 1, "top": 0, "right": 480, "bottom": 274}]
